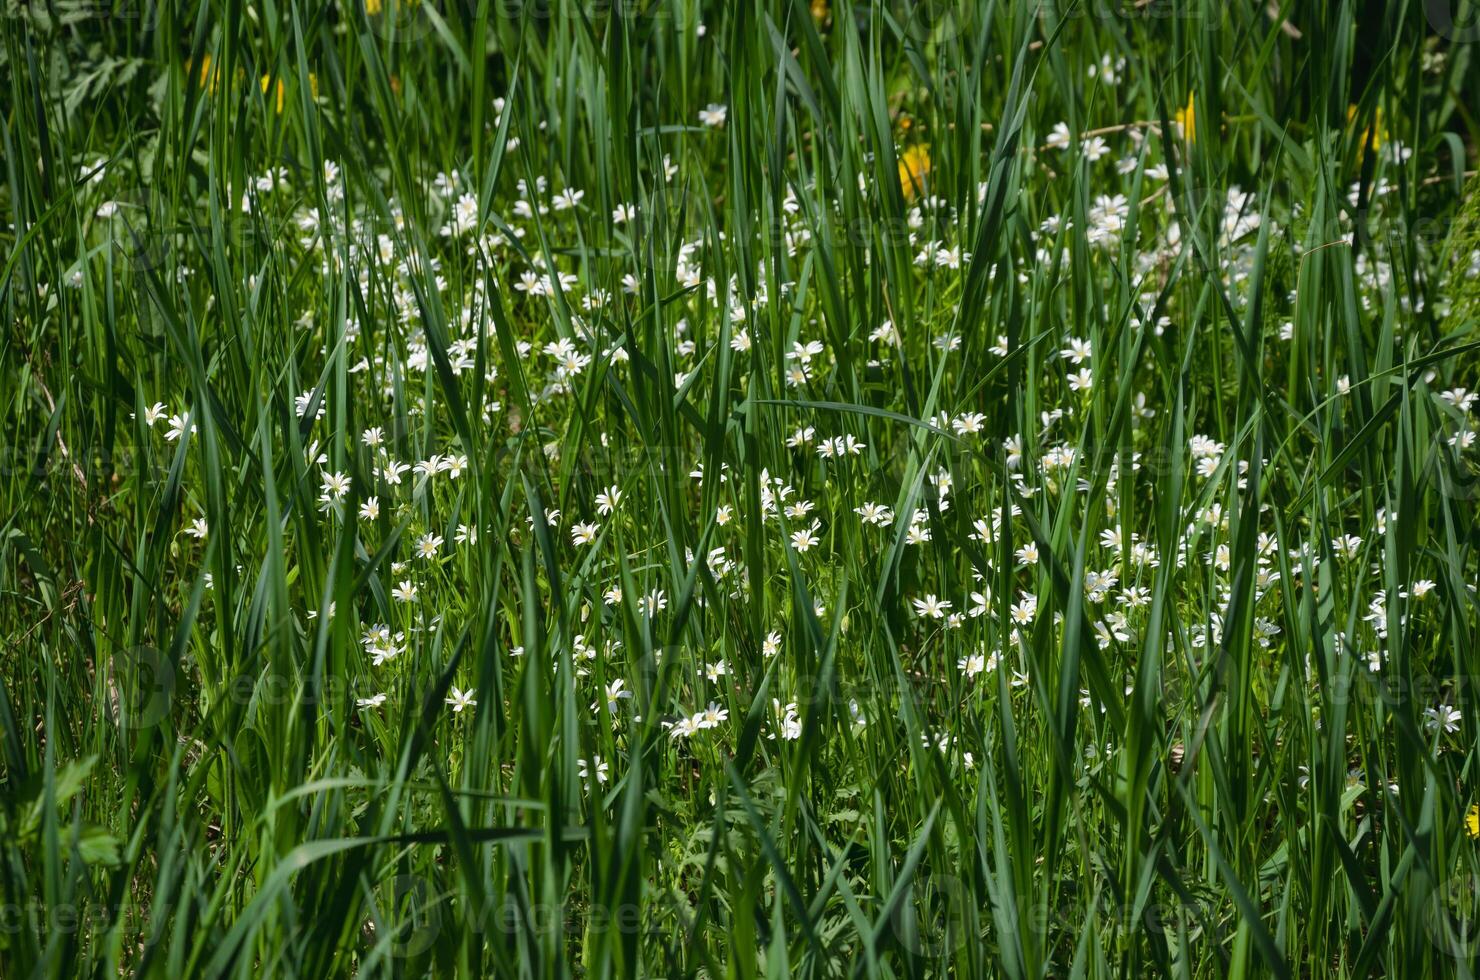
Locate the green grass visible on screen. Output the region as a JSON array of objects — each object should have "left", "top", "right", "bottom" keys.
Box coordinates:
[{"left": 3, "top": 0, "right": 1480, "bottom": 976}]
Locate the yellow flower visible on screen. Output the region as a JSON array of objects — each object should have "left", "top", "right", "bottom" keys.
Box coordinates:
[
  {"left": 810, "top": 0, "right": 829, "bottom": 23},
  {"left": 1174, "top": 92, "right": 1195, "bottom": 143},
  {"left": 186, "top": 54, "right": 220, "bottom": 94},
  {"left": 898, "top": 143, "right": 931, "bottom": 200},
  {"left": 1467, "top": 803, "right": 1480, "bottom": 840},
  {"left": 261, "top": 75, "right": 286, "bottom": 113},
  {"left": 1347, "top": 103, "right": 1385, "bottom": 153},
  {"left": 366, "top": 0, "right": 420, "bottom": 15},
  {"left": 259, "top": 73, "right": 319, "bottom": 113}
]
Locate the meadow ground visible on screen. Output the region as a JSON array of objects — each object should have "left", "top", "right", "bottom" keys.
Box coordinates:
[{"left": 3, "top": 0, "right": 1480, "bottom": 976}]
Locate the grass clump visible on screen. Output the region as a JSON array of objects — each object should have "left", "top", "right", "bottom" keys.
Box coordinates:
[{"left": 2, "top": 1, "right": 1479, "bottom": 976}]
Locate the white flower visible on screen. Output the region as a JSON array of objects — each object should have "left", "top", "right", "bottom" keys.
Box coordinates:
[
  {"left": 444, "top": 193, "right": 479, "bottom": 235},
  {"left": 294, "top": 390, "right": 323, "bottom": 420},
  {"left": 595, "top": 486, "right": 622, "bottom": 515},
  {"left": 1425, "top": 703, "right": 1461, "bottom": 734},
  {"left": 698, "top": 103, "right": 727, "bottom": 127},
  {"left": 445, "top": 686, "right": 477, "bottom": 713},
  {"left": 912, "top": 594, "right": 952, "bottom": 619},
  {"left": 165, "top": 413, "right": 195, "bottom": 441},
  {"left": 357, "top": 693, "right": 387, "bottom": 708},
  {"left": 358, "top": 497, "right": 380, "bottom": 521},
  {"left": 598, "top": 679, "right": 633, "bottom": 716},
  {"left": 773, "top": 701, "right": 802, "bottom": 741},
  {"left": 571, "top": 522, "right": 600, "bottom": 545},
  {"left": 697, "top": 701, "right": 729, "bottom": 728},
  {"left": 380, "top": 461, "right": 411, "bottom": 485},
  {"left": 1439, "top": 388, "right": 1477, "bottom": 411},
  {"left": 526, "top": 507, "right": 559, "bottom": 528},
  {"left": 641, "top": 589, "right": 666, "bottom": 617},
  {"left": 1011, "top": 593, "right": 1038, "bottom": 625},
  {"left": 1059, "top": 338, "right": 1092, "bottom": 364},
  {"left": 958, "top": 652, "right": 992, "bottom": 678},
  {"left": 870, "top": 320, "right": 900, "bottom": 345},
  {"left": 668, "top": 715, "right": 700, "bottom": 740},
  {"left": 577, "top": 756, "right": 609, "bottom": 784},
  {"left": 951, "top": 413, "right": 987, "bottom": 436},
  {"left": 136, "top": 402, "right": 168, "bottom": 426},
  {"left": 790, "top": 523, "right": 821, "bottom": 552},
  {"left": 321, "top": 470, "right": 351, "bottom": 502},
  {"left": 392, "top": 580, "right": 419, "bottom": 603}
]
